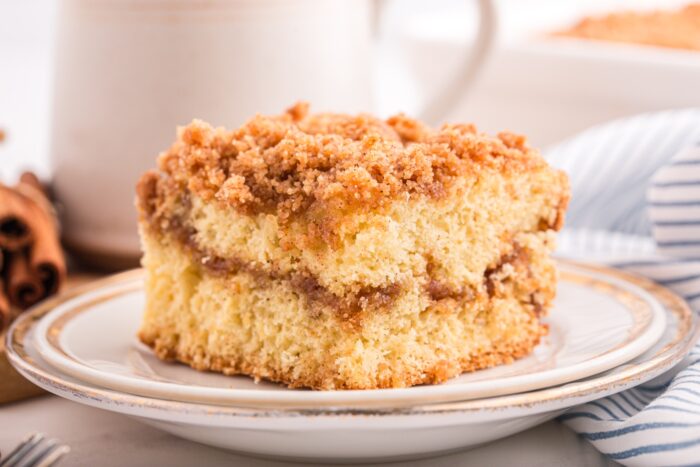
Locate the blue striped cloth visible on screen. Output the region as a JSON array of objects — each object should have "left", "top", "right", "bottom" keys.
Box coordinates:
[{"left": 545, "top": 109, "right": 700, "bottom": 466}]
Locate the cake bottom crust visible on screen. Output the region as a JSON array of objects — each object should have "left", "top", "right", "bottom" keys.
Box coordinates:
[
  {"left": 140, "top": 325, "right": 545, "bottom": 390},
  {"left": 138, "top": 233, "right": 552, "bottom": 390}
]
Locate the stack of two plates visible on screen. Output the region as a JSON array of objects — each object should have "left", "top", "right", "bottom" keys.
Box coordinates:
[{"left": 6, "top": 261, "right": 698, "bottom": 463}]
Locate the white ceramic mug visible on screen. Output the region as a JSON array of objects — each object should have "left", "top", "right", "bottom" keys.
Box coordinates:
[{"left": 50, "top": 0, "right": 496, "bottom": 268}]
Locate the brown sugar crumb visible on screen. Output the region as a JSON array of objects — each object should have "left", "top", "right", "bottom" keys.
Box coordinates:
[
  {"left": 150, "top": 103, "right": 546, "bottom": 223},
  {"left": 554, "top": 4, "right": 700, "bottom": 51},
  {"left": 386, "top": 114, "right": 434, "bottom": 144}
]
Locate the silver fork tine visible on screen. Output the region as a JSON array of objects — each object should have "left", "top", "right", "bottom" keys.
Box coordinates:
[
  {"left": 16, "top": 439, "right": 57, "bottom": 467},
  {"left": 1, "top": 435, "right": 69, "bottom": 467},
  {"left": 32, "top": 446, "right": 70, "bottom": 467},
  {"left": 0, "top": 434, "right": 44, "bottom": 467}
]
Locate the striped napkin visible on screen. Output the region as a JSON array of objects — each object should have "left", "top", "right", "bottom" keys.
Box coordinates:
[{"left": 545, "top": 109, "right": 700, "bottom": 466}]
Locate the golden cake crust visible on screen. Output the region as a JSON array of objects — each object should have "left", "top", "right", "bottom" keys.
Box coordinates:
[{"left": 140, "top": 319, "right": 546, "bottom": 390}]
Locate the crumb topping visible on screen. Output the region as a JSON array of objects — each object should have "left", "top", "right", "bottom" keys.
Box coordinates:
[
  {"left": 554, "top": 4, "right": 700, "bottom": 51},
  {"left": 148, "top": 103, "right": 546, "bottom": 223}
]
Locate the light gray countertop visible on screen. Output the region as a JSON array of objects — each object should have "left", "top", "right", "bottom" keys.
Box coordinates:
[{"left": 0, "top": 396, "right": 616, "bottom": 467}]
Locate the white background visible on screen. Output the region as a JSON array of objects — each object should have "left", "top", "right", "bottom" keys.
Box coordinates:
[{"left": 1, "top": 0, "right": 696, "bottom": 182}]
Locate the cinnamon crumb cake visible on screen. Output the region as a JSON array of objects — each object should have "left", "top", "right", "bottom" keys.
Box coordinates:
[
  {"left": 136, "top": 103, "right": 570, "bottom": 390},
  {"left": 555, "top": 4, "right": 700, "bottom": 51}
]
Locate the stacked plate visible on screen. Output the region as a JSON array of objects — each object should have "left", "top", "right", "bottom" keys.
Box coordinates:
[{"left": 6, "top": 261, "right": 698, "bottom": 463}]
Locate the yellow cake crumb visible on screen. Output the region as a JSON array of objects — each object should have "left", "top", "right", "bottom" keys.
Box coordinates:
[{"left": 136, "top": 104, "right": 569, "bottom": 390}]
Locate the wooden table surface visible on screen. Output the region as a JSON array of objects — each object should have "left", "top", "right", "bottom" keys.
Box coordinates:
[{"left": 0, "top": 271, "right": 102, "bottom": 404}]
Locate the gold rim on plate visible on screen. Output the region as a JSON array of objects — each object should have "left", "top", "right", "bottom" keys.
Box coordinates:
[{"left": 5, "top": 260, "right": 699, "bottom": 417}]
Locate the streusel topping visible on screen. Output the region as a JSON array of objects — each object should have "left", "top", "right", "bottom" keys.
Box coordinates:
[{"left": 153, "top": 103, "right": 545, "bottom": 221}]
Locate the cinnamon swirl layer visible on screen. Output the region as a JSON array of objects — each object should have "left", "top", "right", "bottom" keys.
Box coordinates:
[{"left": 138, "top": 228, "right": 553, "bottom": 389}]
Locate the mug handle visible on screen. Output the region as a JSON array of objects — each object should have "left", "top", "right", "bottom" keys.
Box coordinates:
[{"left": 376, "top": 0, "right": 497, "bottom": 125}]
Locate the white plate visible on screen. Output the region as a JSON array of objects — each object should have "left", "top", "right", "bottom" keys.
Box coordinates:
[
  {"left": 6, "top": 263, "right": 697, "bottom": 462},
  {"left": 32, "top": 262, "right": 665, "bottom": 409}
]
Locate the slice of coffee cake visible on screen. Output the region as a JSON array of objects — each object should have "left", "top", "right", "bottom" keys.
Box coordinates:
[{"left": 136, "top": 103, "right": 569, "bottom": 390}]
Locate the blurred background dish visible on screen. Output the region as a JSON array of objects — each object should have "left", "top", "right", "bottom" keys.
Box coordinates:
[
  {"left": 552, "top": 3, "right": 700, "bottom": 50},
  {"left": 390, "top": 0, "right": 700, "bottom": 145}
]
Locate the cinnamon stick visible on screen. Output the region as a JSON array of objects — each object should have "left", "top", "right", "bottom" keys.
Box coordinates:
[
  {"left": 0, "top": 185, "right": 33, "bottom": 251},
  {"left": 6, "top": 250, "right": 44, "bottom": 309},
  {"left": 0, "top": 172, "right": 66, "bottom": 332},
  {"left": 16, "top": 173, "right": 66, "bottom": 296},
  {"left": 0, "top": 251, "right": 10, "bottom": 330}
]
